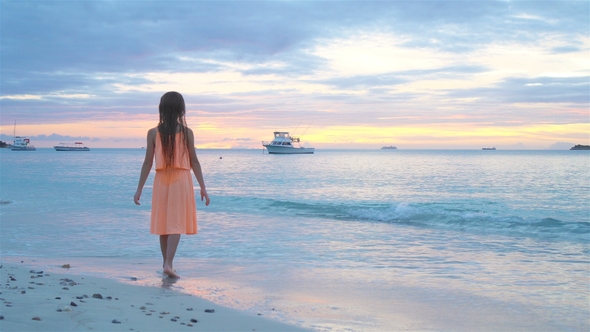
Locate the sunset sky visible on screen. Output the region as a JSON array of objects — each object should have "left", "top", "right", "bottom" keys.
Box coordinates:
[{"left": 1, "top": 1, "right": 588, "bottom": 149}]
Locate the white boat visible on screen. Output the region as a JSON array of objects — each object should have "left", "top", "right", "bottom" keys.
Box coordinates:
[
  {"left": 11, "top": 136, "right": 36, "bottom": 151},
  {"left": 262, "top": 132, "right": 314, "bottom": 154},
  {"left": 10, "top": 121, "right": 36, "bottom": 151},
  {"left": 54, "top": 142, "right": 90, "bottom": 151}
]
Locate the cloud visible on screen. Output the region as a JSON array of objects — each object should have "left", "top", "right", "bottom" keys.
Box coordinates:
[
  {"left": 0, "top": 133, "right": 100, "bottom": 142},
  {"left": 448, "top": 76, "right": 589, "bottom": 104},
  {"left": 230, "top": 145, "right": 251, "bottom": 149},
  {"left": 222, "top": 137, "right": 252, "bottom": 142},
  {"left": 0, "top": 1, "right": 588, "bottom": 148},
  {"left": 551, "top": 45, "right": 583, "bottom": 54}
]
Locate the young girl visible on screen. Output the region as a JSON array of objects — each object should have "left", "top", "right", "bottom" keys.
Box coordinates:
[{"left": 134, "top": 91, "right": 210, "bottom": 278}]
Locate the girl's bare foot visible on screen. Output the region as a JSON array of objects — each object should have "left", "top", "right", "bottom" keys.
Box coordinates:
[{"left": 163, "top": 266, "right": 180, "bottom": 278}]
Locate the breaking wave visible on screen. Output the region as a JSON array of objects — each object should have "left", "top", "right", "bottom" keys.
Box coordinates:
[{"left": 214, "top": 196, "right": 590, "bottom": 244}]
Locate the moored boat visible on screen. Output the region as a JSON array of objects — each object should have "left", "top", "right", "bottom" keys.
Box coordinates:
[
  {"left": 11, "top": 136, "right": 36, "bottom": 151},
  {"left": 54, "top": 142, "right": 90, "bottom": 151},
  {"left": 262, "top": 132, "right": 314, "bottom": 154},
  {"left": 10, "top": 121, "right": 36, "bottom": 151}
]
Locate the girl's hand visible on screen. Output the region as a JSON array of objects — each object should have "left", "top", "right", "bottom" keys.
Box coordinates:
[
  {"left": 201, "top": 188, "right": 210, "bottom": 206},
  {"left": 134, "top": 190, "right": 142, "bottom": 205}
]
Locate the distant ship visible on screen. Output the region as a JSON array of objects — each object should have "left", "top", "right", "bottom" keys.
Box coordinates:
[
  {"left": 381, "top": 146, "right": 397, "bottom": 150},
  {"left": 482, "top": 147, "right": 496, "bottom": 150},
  {"left": 570, "top": 144, "right": 590, "bottom": 150},
  {"left": 54, "top": 142, "right": 90, "bottom": 151}
]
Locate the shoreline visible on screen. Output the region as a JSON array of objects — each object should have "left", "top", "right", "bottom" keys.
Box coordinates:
[{"left": 0, "top": 260, "right": 308, "bottom": 332}]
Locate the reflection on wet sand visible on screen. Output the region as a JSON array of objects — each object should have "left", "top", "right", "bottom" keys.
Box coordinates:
[{"left": 161, "top": 276, "right": 178, "bottom": 289}]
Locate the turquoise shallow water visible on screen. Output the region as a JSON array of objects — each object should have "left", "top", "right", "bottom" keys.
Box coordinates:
[{"left": 1, "top": 148, "right": 589, "bottom": 331}]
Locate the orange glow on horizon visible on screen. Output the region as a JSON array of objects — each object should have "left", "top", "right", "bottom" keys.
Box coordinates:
[{"left": 1, "top": 120, "right": 588, "bottom": 149}]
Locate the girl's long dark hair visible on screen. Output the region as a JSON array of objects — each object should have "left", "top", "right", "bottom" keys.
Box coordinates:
[{"left": 158, "top": 91, "right": 189, "bottom": 168}]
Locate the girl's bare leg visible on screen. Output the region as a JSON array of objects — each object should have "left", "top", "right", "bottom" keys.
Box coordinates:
[
  {"left": 159, "top": 235, "right": 168, "bottom": 268},
  {"left": 162, "top": 234, "right": 181, "bottom": 278}
]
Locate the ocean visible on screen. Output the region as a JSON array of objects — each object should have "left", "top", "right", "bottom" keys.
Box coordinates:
[{"left": 1, "top": 148, "right": 588, "bottom": 331}]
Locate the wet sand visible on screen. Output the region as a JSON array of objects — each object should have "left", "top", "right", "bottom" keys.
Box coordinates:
[{"left": 0, "top": 261, "right": 308, "bottom": 331}]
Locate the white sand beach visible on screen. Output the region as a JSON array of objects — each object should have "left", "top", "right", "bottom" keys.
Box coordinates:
[{"left": 0, "top": 261, "right": 308, "bottom": 332}]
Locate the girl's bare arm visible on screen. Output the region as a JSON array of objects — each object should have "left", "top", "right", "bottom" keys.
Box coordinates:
[
  {"left": 134, "top": 128, "right": 157, "bottom": 205},
  {"left": 187, "top": 128, "right": 210, "bottom": 206}
]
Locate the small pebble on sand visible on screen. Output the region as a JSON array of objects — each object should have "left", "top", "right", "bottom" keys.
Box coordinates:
[
  {"left": 112, "top": 319, "right": 121, "bottom": 324},
  {"left": 61, "top": 264, "right": 70, "bottom": 269},
  {"left": 32, "top": 316, "right": 41, "bottom": 321}
]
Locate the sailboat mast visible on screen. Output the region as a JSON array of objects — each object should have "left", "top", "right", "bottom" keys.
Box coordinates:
[{"left": 13, "top": 120, "right": 16, "bottom": 144}]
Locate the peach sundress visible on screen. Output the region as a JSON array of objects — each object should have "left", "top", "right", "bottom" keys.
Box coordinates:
[{"left": 150, "top": 131, "right": 197, "bottom": 235}]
